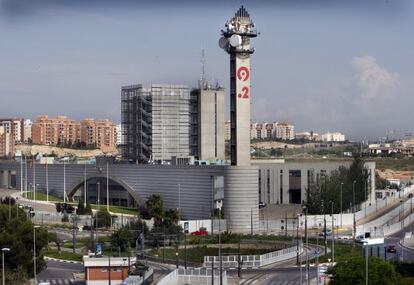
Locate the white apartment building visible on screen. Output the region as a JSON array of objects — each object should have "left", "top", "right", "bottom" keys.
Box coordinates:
[
  {"left": 321, "top": 132, "right": 346, "bottom": 142},
  {"left": 23, "top": 119, "right": 32, "bottom": 143}
]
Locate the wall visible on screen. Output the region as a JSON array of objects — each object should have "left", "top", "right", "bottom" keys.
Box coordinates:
[{"left": 254, "top": 160, "right": 376, "bottom": 206}]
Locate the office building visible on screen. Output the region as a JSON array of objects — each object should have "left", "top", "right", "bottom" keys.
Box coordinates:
[
  {"left": 190, "top": 86, "right": 225, "bottom": 161},
  {"left": 121, "top": 84, "right": 190, "bottom": 163}
]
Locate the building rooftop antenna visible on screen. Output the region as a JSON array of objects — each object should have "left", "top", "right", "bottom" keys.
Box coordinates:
[{"left": 199, "top": 48, "right": 206, "bottom": 89}]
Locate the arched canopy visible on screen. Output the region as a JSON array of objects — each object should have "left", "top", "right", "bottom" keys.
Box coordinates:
[{"left": 67, "top": 174, "right": 144, "bottom": 205}]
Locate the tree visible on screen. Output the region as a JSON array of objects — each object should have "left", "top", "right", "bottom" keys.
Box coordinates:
[
  {"left": 0, "top": 205, "right": 48, "bottom": 283},
  {"left": 76, "top": 198, "right": 92, "bottom": 215},
  {"left": 145, "top": 194, "right": 164, "bottom": 225},
  {"left": 164, "top": 208, "right": 179, "bottom": 226},
  {"left": 95, "top": 210, "right": 112, "bottom": 228},
  {"left": 330, "top": 255, "right": 410, "bottom": 285},
  {"left": 305, "top": 156, "right": 370, "bottom": 215},
  {"left": 110, "top": 220, "right": 149, "bottom": 252}
]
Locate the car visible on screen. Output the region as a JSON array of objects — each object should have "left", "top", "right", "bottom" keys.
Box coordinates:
[
  {"left": 259, "top": 202, "right": 267, "bottom": 209},
  {"left": 408, "top": 193, "right": 413, "bottom": 198},
  {"left": 191, "top": 230, "right": 208, "bottom": 236},
  {"left": 387, "top": 245, "right": 397, "bottom": 253},
  {"left": 319, "top": 229, "right": 332, "bottom": 237}
]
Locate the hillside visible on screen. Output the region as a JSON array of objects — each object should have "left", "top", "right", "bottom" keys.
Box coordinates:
[{"left": 16, "top": 144, "right": 118, "bottom": 158}]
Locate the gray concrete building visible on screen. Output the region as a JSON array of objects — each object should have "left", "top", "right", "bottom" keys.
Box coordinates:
[
  {"left": 0, "top": 161, "right": 259, "bottom": 233},
  {"left": 190, "top": 86, "right": 225, "bottom": 161},
  {"left": 254, "top": 159, "right": 376, "bottom": 206},
  {"left": 121, "top": 84, "right": 190, "bottom": 163}
]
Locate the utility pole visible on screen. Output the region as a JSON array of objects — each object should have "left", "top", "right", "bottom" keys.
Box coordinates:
[{"left": 353, "top": 180, "right": 356, "bottom": 245}]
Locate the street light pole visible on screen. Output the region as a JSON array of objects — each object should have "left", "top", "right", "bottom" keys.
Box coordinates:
[
  {"left": 353, "top": 180, "right": 356, "bottom": 243},
  {"left": 63, "top": 159, "right": 66, "bottom": 204},
  {"left": 33, "top": 225, "right": 40, "bottom": 285},
  {"left": 331, "top": 201, "right": 335, "bottom": 264},
  {"left": 340, "top": 182, "right": 343, "bottom": 228},
  {"left": 2, "top": 248, "right": 10, "bottom": 285},
  {"left": 46, "top": 162, "right": 49, "bottom": 203},
  {"left": 106, "top": 162, "right": 109, "bottom": 212}
]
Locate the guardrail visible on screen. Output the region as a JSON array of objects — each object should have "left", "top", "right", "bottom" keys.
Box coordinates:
[
  {"left": 203, "top": 243, "right": 301, "bottom": 268},
  {"left": 157, "top": 268, "right": 226, "bottom": 285}
]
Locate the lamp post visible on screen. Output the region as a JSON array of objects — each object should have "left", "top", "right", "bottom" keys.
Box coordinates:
[
  {"left": 2, "top": 248, "right": 10, "bottom": 285},
  {"left": 33, "top": 225, "right": 40, "bottom": 285},
  {"left": 303, "top": 205, "right": 309, "bottom": 285},
  {"left": 353, "top": 180, "right": 356, "bottom": 243},
  {"left": 340, "top": 182, "right": 343, "bottom": 228},
  {"left": 84, "top": 163, "right": 87, "bottom": 207},
  {"left": 63, "top": 159, "right": 66, "bottom": 204},
  {"left": 331, "top": 201, "right": 335, "bottom": 264},
  {"left": 106, "top": 161, "right": 109, "bottom": 212}
]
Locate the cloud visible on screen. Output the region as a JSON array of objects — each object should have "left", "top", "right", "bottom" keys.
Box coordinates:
[{"left": 352, "top": 56, "right": 400, "bottom": 100}]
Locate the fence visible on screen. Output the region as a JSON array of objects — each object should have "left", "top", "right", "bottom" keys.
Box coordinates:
[
  {"left": 179, "top": 219, "right": 227, "bottom": 234},
  {"left": 203, "top": 243, "right": 301, "bottom": 268},
  {"left": 157, "top": 268, "right": 226, "bottom": 285}
]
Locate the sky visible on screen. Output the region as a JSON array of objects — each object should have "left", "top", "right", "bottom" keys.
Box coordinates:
[{"left": 1, "top": 0, "right": 414, "bottom": 141}]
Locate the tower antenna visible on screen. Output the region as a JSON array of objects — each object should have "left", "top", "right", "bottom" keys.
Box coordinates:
[{"left": 199, "top": 48, "right": 206, "bottom": 89}]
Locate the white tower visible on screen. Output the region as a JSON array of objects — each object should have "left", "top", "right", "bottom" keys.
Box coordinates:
[{"left": 219, "top": 6, "right": 258, "bottom": 166}]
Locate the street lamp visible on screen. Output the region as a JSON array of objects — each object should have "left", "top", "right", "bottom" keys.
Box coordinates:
[
  {"left": 2, "top": 248, "right": 10, "bottom": 285},
  {"left": 353, "top": 180, "right": 356, "bottom": 243},
  {"left": 340, "top": 182, "right": 344, "bottom": 228},
  {"left": 33, "top": 225, "right": 40, "bottom": 285}
]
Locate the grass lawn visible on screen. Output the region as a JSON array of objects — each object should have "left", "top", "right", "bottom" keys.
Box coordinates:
[
  {"left": 24, "top": 192, "right": 138, "bottom": 215},
  {"left": 91, "top": 205, "right": 138, "bottom": 215},
  {"left": 26, "top": 191, "right": 62, "bottom": 202},
  {"left": 149, "top": 246, "right": 281, "bottom": 264},
  {"left": 43, "top": 249, "right": 83, "bottom": 262}
]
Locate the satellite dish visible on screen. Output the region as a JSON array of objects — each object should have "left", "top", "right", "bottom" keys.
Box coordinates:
[
  {"left": 229, "top": 34, "right": 242, "bottom": 47},
  {"left": 218, "top": 37, "right": 229, "bottom": 49}
]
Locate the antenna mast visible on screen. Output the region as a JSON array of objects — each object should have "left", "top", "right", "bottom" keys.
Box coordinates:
[{"left": 199, "top": 48, "right": 206, "bottom": 89}]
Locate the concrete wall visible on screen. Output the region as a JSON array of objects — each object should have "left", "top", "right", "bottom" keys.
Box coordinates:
[{"left": 254, "top": 160, "right": 376, "bottom": 205}]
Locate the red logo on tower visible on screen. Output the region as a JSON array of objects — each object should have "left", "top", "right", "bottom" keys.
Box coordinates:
[{"left": 237, "top": 66, "right": 250, "bottom": 99}]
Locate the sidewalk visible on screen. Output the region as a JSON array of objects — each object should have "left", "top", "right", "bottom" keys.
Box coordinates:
[{"left": 357, "top": 196, "right": 409, "bottom": 226}]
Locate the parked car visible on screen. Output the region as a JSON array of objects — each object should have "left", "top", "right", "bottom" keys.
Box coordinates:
[
  {"left": 319, "top": 229, "right": 332, "bottom": 236},
  {"left": 191, "top": 230, "right": 208, "bottom": 236},
  {"left": 259, "top": 202, "right": 267, "bottom": 209},
  {"left": 408, "top": 193, "right": 413, "bottom": 198},
  {"left": 387, "top": 244, "right": 397, "bottom": 253}
]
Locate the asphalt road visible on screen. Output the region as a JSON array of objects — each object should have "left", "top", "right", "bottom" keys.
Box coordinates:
[{"left": 37, "top": 260, "right": 83, "bottom": 285}]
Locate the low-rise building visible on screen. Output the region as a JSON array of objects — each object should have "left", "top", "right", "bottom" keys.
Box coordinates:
[{"left": 83, "top": 256, "right": 132, "bottom": 285}]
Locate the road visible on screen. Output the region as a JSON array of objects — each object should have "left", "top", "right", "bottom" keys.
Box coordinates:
[{"left": 37, "top": 260, "right": 83, "bottom": 285}]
